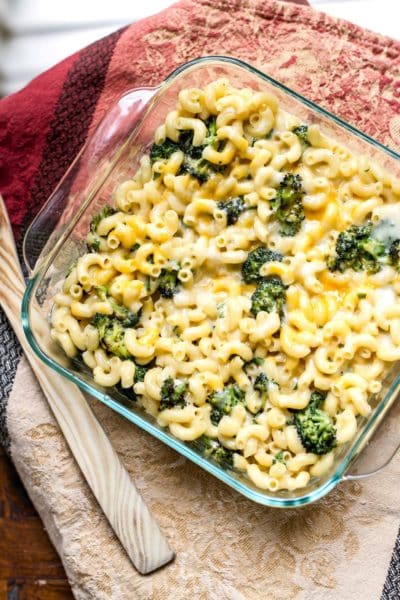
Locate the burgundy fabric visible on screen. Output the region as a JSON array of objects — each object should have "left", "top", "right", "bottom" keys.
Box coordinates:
[
  {"left": 0, "top": 55, "right": 75, "bottom": 241},
  {"left": 0, "top": 0, "right": 307, "bottom": 244},
  {"left": 0, "top": 28, "right": 125, "bottom": 242}
]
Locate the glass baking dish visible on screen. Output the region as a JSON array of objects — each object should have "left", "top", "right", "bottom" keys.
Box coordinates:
[{"left": 21, "top": 56, "right": 400, "bottom": 507}]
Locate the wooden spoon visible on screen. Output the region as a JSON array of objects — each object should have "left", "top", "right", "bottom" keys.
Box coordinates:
[{"left": 0, "top": 195, "right": 174, "bottom": 574}]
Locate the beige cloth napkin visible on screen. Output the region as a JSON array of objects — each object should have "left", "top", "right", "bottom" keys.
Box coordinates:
[{"left": 9, "top": 355, "right": 400, "bottom": 599}]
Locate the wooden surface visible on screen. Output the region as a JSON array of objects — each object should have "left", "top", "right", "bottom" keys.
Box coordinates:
[
  {"left": 0, "top": 445, "right": 73, "bottom": 600},
  {"left": 0, "top": 196, "right": 174, "bottom": 576}
]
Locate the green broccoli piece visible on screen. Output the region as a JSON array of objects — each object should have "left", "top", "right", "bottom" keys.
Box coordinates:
[
  {"left": 178, "top": 118, "right": 218, "bottom": 156},
  {"left": 272, "top": 450, "right": 285, "bottom": 464},
  {"left": 250, "top": 276, "right": 286, "bottom": 317},
  {"left": 91, "top": 314, "right": 131, "bottom": 359},
  {"left": 134, "top": 364, "right": 147, "bottom": 384},
  {"left": 180, "top": 155, "right": 224, "bottom": 183},
  {"left": 130, "top": 242, "right": 140, "bottom": 253},
  {"left": 292, "top": 125, "right": 310, "bottom": 147},
  {"left": 270, "top": 173, "right": 305, "bottom": 236},
  {"left": 309, "top": 390, "right": 326, "bottom": 410},
  {"left": 150, "top": 118, "right": 224, "bottom": 183},
  {"left": 95, "top": 285, "right": 108, "bottom": 301},
  {"left": 115, "top": 361, "right": 151, "bottom": 403},
  {"left": 112, "top": 302, "right": 140, "bottom": 326},
  {"left": 253, "top": 372, "right": 273, "bottom": 408},
  {"left": 389, "top": 239, "right": 400, "bottom": 271},
  {"left": 209, "top": 445, "right": 234, "bottom": 467},
  {"left": 217, "top": 196, "right": 249, "bottom": 225},
  {"left": 327, "top": 221, "right": 387, "bottom": 273},
  {"left": 150, "top": 138, "right": 180, "bottom": 163},
  {"left": 87, "top": 234, "right": 101, "bottom": 253},
  {"left": 87, "top": 205, "right": 116, "bottom": 252},
  {"left": 95, "top": 287, "right": 140, "bottom": 327},
  {"left": 293, "top": 391, "right": 336, "bottom": 455},
  {"left": 254, "top": 373, "right": 271, "bottom": 395},
  {"left": 194, "top": 435, "right": 235, "bottom": 468},
  {"left": 241, "top": 247, "right": 283, "bottom": 283},
  {"left": 244, "top": 356, "right": 265, "bottom": 370},
  {"left": 203, "top": 116, "right": 218, "bottom": 146},
  {"left": 178, "top": 123, "right": 225, "bottom": 182},
  {"left": 90, "top": 205, "right": 116, "bottom": 234},
  {"left": 159, "top": 377, "right": 188, "bottom": 411},
  {"left": 157, "top": 265, "right": 180, "bottom": 298},
  {"left": 208, "top": 383, "right": 245, "bottom": 425}
]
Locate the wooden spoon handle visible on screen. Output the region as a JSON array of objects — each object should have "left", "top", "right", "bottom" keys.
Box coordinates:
[{"left": 0, "top": 196, "right": 174, "bottom": 574}]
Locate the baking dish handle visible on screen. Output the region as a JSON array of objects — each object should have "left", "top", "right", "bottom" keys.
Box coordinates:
[
  {"left": 23, "top": 86, "right": 159, "bottom": 274},
  {"left": 342, "top": 393, "right": 400, "bottom": 481}
]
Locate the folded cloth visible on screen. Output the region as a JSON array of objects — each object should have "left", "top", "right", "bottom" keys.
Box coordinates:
[{"left": 1, "top": 0, "right": 400, "bottom": 598}]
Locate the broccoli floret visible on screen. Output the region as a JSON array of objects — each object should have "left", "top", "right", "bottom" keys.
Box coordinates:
[
  {"left": 91, "top": 314, "right": 132, "bottom": 359},
  {"left": 195, "top": 435, "right": 235, "bottom": 468},
  {"left": 134, "top": 364, "right": 147, "bottom": 384},
  {"left": 217, "top": 196, "right": 250, "bottom": 225},
  {"left": 293, "top": 391, "right": 336, "bottom": 455},
  {"left": 389, "top": 239, "right": 400, "bottom": 271},
  {"left": 250, "top": 276, "right": 286, "bottom": 317},
  {"left": 272, "top": 450, "right": 285, "bottom": 464},
  {"left": 244, "top": 356, "right": 265, "bottom": 370},
  {"left": 254, "top": 373, "right": 271, "bottom": 395},
  {"left": 327, "top": 221, "right": 387, "bottom": 273},
  {"left": 150, "top": 138, "right": 180, "bottom": 163},
  {"left": 88, "top": 206, "right": 116, "bottom": 252},
  {"left": 150, "top": 118, "right": 223, "bottom": 183},
  {"left": 293, "top": 125, "right": 310, "bottom": 147},
  {"left": 90, "top": 205, "right": 116, "bottom": 234},
  {"left": 115, "top": 361, "right": 151, "bottom": 402},
  {"left": 241, "top": 247, "right": 283, "bottom": 283},
  {"left": 208, "top": 383, "right": 245, "bottom": 425},
  {"left": 87, "top": 234, "right": 101, "bottom": 252},
  {"left": 95, "top": 287, "right": 140, "bottom": 327},
  {"left": 95, "top": 285, "right": 108, "bottom": 301},
  {"left": 180, "top": 155, "right": 224, "bottom": 183},
  {"left": 112, "top": 302, "right": 139, "bottom": 326},
  {"left": 178, "top": 117, "right": 218, "bottom": 156},
  {"left": 159, "top": 377, "right": 188, "bottom": 411},
  {"left": 157, "top": 266, "right": 180, "bottom": 298},
  {"left": 203, "top": 116, "right": 218, "bottom": 145},
  {"left": 179, "top": 117, "right": 224, "bottom": 182},
  {"left": 253, "top": 372, "right": 273, "bottom": 408},
  {"left": 179, "top": 119, "right": 224, "bottom": 182},
  {"left": 270, "top": 173, "right": 305, "bottom": 236},
  {"left": 309, "top": 390, "right": 327, "bottom": 410},
  {"left": 211, "top": 445, "right": 234, "bottom": 467},
  {"left": 91, "top": 313, "right": 109, "bottom": 338}
]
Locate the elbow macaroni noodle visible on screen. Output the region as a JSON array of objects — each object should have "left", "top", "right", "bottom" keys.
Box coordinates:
[{"left": 51, "top": 80, "right": 400, "bottom": 492}]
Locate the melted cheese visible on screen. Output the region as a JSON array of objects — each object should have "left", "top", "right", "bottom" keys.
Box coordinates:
[{"left": 372, "top": 205, "right": 400, "bottom": 244}]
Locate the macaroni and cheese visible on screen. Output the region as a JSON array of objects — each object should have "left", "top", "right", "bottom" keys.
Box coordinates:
[{"left": 51, "top": 79, "right": 400, "bottom": 492}]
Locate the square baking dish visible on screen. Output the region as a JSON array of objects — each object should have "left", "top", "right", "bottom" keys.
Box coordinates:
[{"left": 22, "top": 56, "right": 400, "bottom": 507}]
